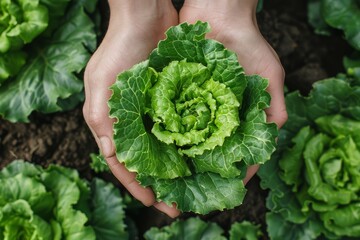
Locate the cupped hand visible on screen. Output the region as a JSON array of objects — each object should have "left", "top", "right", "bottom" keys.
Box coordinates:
[
  {"left": 180, "top": 0, "right": 288, "bottom": 182},
  {"left": 83, "top": 0, "right": 180, "bottom": 218}
]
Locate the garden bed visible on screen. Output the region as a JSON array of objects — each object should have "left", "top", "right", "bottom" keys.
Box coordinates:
[{"left": 0, "top": 0, "right": 352, "bottom": 239}]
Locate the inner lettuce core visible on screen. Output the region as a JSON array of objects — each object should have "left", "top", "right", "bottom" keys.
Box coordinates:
[
  {"left": 148, "top": 60, "right": 240, "bottom": 157},
  {"left": 108, "top": 21, "right": 278, "bottom": 214}
]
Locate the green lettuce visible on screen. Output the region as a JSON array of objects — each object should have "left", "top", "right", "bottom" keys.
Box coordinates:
[
  {"left": 344, "top": 53, "right": 360, "bottom": 83},
  {"left": 228, "top": 221, "right": 263, "bottom": 240},
  {"left": 0, "top": 0, "right": 48, "bottom": 82},
  {"left": 0, "top": 0, "right": 98, "bottom": 122},
  {"left": 307, "top": 0, "right": 360, "bottom": 50},
  {"left": 0, "top": 160, "right": 129, "bottom": 240},
  {"left": 90, "top": 153, "right": 110, "bottom": 173},
  {"left": 0, "top": 0, "right": 48, "bottom": 52},
  {"left": 144, "top": 218, "right": 226, "bottom": 240},
  {"left": 143, "top": 217, "right": 262, "bottom": 240},
  {"left": 108, "top": 21, "right": 278, "bottom": 214},
  {"left": 258, "top": 74, "right": 360, "bottom": 239}
]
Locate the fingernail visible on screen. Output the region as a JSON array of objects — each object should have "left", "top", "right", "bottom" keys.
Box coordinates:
[{"left": 99, "top": 136, "right": 112, "bottom": 157}]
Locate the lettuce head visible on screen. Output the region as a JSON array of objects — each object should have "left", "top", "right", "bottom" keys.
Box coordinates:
[
  {"left": 108, "top": 21, "right": 278, "bottom": 214},
  {"left": 258, "top": 73, "right": 360, "bottom": 239},
  {"left": 0, "top": 160, "right": 129, "bottom": 240}
]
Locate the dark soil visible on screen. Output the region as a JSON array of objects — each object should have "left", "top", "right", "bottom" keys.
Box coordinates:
[{"left": 0, "top": 0, "right": 350, "bottom": 239}]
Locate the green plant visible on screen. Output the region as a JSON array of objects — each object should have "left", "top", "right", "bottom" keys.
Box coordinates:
[
  {"left": 0, "top": 160, "right": 128, "bottom": 240},
  {"left": 307, "top": 0, "right": 360, "bottom": 51},
  {"left": 258, "top": 72, "right": 360, "bottom": 239},
  {"left": 90, "top": 153, "right": 109, "bottom": 173},
  {"left": 144, "top": 217, "right": 262, "bottom": 240},
  {"left": 0, "top": 0, "right": 99, "bottom": 122},
  {"left": 108, "top": 21, "right": 278, "bottom": 214},
  {"left": 0, "top": 0, "right": 47, "bottom": 82}
]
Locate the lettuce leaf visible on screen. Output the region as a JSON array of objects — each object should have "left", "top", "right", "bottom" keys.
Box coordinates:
[
  {"left": 258, "top": 75, "right": 360, "bottom": 239},
  {"left": 229, "top": 221, "right": 262, "bottom": 240},
  {"left": 144, "top": 218, "right": 226, "bottom": 240},
  {"left": 0, "top": 0, "right": 98, "bottom": 122},
  {"left": 321, "top": 0, "right": 360, "bottom": 51},
  {"left": 109, "top": 21, "right": 278, "bottom": 214},
  {"left": 0, "top": 0, "right": 49, "bottom": 52},
  {"left": 144, "top": 217, "right": 262, "bottom": 240},
  {"left": 0, "top": 160, "right": 129, "bottom": 240},
  {"left": 307, "top": 0, "right": 360, "bottom": 50}
]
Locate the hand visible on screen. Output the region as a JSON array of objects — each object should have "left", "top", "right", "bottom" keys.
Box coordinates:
[
  {"left": 83, "top": 0, "right": 180, "bottom": 218},
  {"left": 180, "top": 0, "right": 288, "bottom": 182}
]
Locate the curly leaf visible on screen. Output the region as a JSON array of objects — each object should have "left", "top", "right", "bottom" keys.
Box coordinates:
[
  {"left": 110, "top": 21, "right": 277, "bottom": 214},
  {"left": 322, "top": 0, "right": 360, "bottom": 50},
  {"left": 138, "top": 173, "right": 246, "bottom": 214},
  {"left": 259, "top": 76, "right": 360, "bottom": 239},
  {"left": 229, "top": 221, "right": 262, "bottom": 240},
  {"left": 0, "top": 0, "right": 48, "bottom": 52},
  {"left": 144, "top": 217, "right": 226, "bottom": 240},
  {"left": 0, "top": 51, "right": 26, "bottom": 82},
  {"left": 0, "top": 0, "right": 97, "bottom": 122},
  {"left": 0, "top": 200, "right": 53, "bottom": 240},
  {"left": 109, "top": 61, "right": 191, "bottom": 179},
  {"left": 0, "top": 160, "right": 129, "bottom": 240},
  {"left": 89, "top": 179, "right": 129, "bottom": 240}
]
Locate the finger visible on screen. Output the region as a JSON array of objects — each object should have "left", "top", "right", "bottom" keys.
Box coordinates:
[
  {"left": 83, "top": 59, "right": 157, "bottom": 207},
  {"left": 258, "top": 57, "right": 288, "bottom": 128},
  {"left": 153, "top": 202, "right": 180, "bottom": 218},
  {"left": 265, "top": 72, "right": 288, "bottom": 128},
  {"left": 83, "top": 60, "right": 118, "bottom": 157},
  {"left": 106, "top": 155, "right": 156, "bottom": 206},
  {"left": 84, "top": 79, "right": 160, "bottom": 209},
  {"left": 243, "top": 165, "right": 259, "bottom": 185}
]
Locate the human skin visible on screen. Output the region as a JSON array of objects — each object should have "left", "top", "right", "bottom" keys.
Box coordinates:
[
  {"left": 180, "top": 0, "right": 287, "bottom": 183},
  {"left": 83, "top": 0, "right": 287, "bottom": 218},
  {"left": 83, "top": 0, "right": 180, "bottom": 217}
]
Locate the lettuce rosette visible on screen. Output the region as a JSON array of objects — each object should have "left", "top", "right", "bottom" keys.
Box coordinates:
[
  {"left": 108, "top": 21, "right": 278, "bottom": 214},
  {"left": 0, "top": 0, "right": 48, "bottom": 82},
  {"left": 0, "top": 0, "right": 99, "bottom": 122},
  {"left": 258, "top": 74, "right": 360, "bottom": 239},
  {"left": 0, "top": 160, "right": 129, "bottom": 240},
  {"left": 307, "top": 0, "right": 360, "bottom": 51},
  {"left": 144, "top": 217, "right": 262, "bottom": 240}
]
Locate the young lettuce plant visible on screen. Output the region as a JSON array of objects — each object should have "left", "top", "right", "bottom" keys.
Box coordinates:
[
  {"left": 108, "top": 21, "right": 278, "bottom": 214},
  {"left": 258, "top": 73, "right": 360, "bottom": 239},
  {"left": 0, "top": 0, "right": 99, "bottom": 122},
  {"left": 0, "top": 160, "right": 129, "bottom": 240},
  {"left": 307, "top": 0, "right": 360, "bottom": 51},
  {"left": 0, "top": 0, "right": 48, "bottom": 81},
  {"left": 144, "top": 217, "right": 262, "bottom": 240}
]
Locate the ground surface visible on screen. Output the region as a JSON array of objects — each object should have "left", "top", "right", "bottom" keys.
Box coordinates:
[{"left": 0, "top": 0, "right": 350, "bottom": 239}]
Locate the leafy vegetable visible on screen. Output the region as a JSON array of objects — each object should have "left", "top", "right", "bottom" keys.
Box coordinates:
[
  {"left": 144, "top": 218, "right": 226, "bottom": 240},
  {"left": 0, "top": 160, "right": 129, "bottom": 240},
  {"left": 307, "top": 0, "right": 360, "bottom": 50},
  {"left": 108, "top": 21, "right": 278, "bottom": 214},
  {"left": 143, "top": 217, "right": 262, "bottom": 240},
  {"left": 0, "top": 0, "right": 99, "bottom": 122},
  {"left": 228, "top": 221, "right": 262, "bottom": 240},
  {"left": 0, "top": 0, "right": 48, "bottom": 82},
  {"left": 344, "top": 53, "right": 360, "bottom": 83},
  {"left": 0, "top": 0, "right": 48, "bottom": 51},
  {"left": 258, "top": 73, "right": 360, "bottom": 239},
  {"left": 90, "top": 153, "right": 110, "bottom": 173}
]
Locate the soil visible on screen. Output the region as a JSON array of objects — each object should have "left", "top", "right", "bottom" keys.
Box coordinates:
[{"left": 0, "top": 0, "right": 351, "bottom": 239}]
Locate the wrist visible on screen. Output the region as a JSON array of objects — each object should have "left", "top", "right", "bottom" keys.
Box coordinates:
[
  {"left": 108, "top": 0, "right": 175, "bottom": 24},
  {"left": 183, "top": 0, "right": 258, "bottom": 14},
  {"left": 106, "top": 0, "right": 177, "bottom": 40}
]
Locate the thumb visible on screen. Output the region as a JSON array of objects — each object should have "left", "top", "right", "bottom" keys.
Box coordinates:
[{"left": 83, "top": 64, "right": 116, "bottom": 158}]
